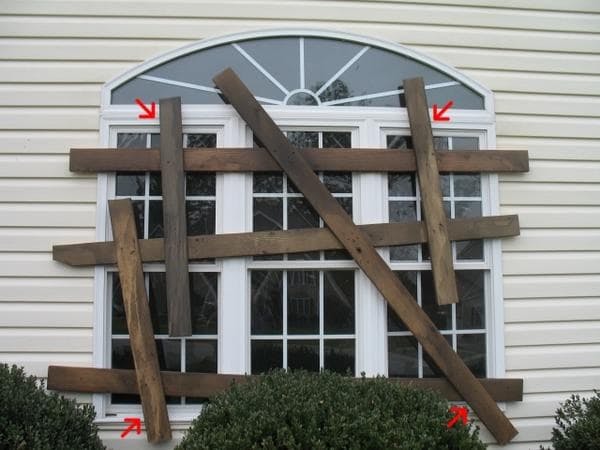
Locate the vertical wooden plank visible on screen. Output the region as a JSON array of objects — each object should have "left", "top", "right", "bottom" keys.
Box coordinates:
[
  {"left": 159, "top": 97, "right": 192, "bottom": 337},
  {"left": 404, "top": 77, "right": 459, "bottom": 306},
  {"left": 213, "top": 68, "right": 517, "bottom": 445},
  {"left": 109, "top": 199, "right": 171, "bottom": 443}
]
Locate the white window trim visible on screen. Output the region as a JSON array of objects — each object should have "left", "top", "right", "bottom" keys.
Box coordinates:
[{"left": 94, "top": 29, "right": 504, "bottom": 424}]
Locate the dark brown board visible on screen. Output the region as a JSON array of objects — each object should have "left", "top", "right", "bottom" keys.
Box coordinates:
[
  {"left": 213, "top": 68, "right": 517, "bottom": 445},
  {"left": 158, "top": 97, "right": 192, "bottom": 337},
  {"left": 47, "top": 365, "right": 523, "bottom": 402},
  {"left": 70, "top": 148, "right": 529, "bottom": 173},
  {"left": 404, "top": 77, "right": 458, "bottom": 305},
  {"left": 109, "top": 199, "right": 171, "bottom": 443},
  {"left": 53, "top": 215, "right": 519, "bottom": 266}
]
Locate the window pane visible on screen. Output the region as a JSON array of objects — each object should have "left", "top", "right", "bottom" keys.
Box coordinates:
[
  {"left": 433, "top": 136, "right": 448, "bottom": 150},
  {"left": 155, "top": 339, "right": 181, "bottom": 371},
  {"left": 186, "top": 173, "right": 215, "bottom": 196},
  {"left": 190, "top": 273, "right": 218, "bottom": 335},
  {"left": 323, "top": 131, "right": 351, "bottom": 149},
  {"left": 421, "top": 271, "right": 452, "bottom": 330},
  {"left": 251, "top": 340, "right": 283, "bottom": 374},
  {"left": 287, "top": 131, "right": 318, "bottom": 148},
  {"left": 149, "top": 172, "right": 162, "bottom": 196},
  {"left": 387, "top": 135, "right": 412, "bottom": 149},
  {"left": 388, "top": 336, "right": 418, "bottom": 377},
  {"left": 452, "top": 137, "right": 479, "bottom": 150},
  {"left": 132, "top": 200, "right": 145, "bottom": 239},
  {"left": 111, "top": 339, "right": 140, "bottom": 404},
  {"left": 186, "top": 200, "right": 216, "bottom": 235},
  {"left": 389, "top": 173, "right": 415, "bottom": 197},
  {"left": 456, "top": 271, "right": 485, "bottom": 330},
  {"left": 287, "top": 198, "right": 319, "bottom": 229},
  {"left": 324, "top": 271, "right": 355, "bottom": 334},
  {"left": 287, "top": 340, "right": 319, "bottom": 371},
  {"left": 388, "top": 271, "right": 417, "bottom": 332},
  {"left": 116, "top": 173, "right": 145, "bottom": 196},
  {"left": 287, "top": 271, "right": 319, "bottom": 334},
  {"left": 149, "top": 272, "right": 168, "bottom": 335},
  {"left": 251, "top": 271, "right": 283, "bottom": 335},
  {"left": 455, "top": 201, "right": 481, "bottom": 219},
  {"left": 253, "top": 198, "right": 282, "bottom": 231},
  {"left": 440, "top": 173, "right": 450, "bottom": 197},
  {"left": 148, "top": 200, "right": 163, "bottom": 238},
  {"left": 324, "top": 339, "right": 355, "bottom": 375},
  {"left": 458, "top": 334, "right": 486, "bottom": 377},
  {"left": 422, "top": 334, "right": 452, "bottom": 377},
  {"left": 389, "top": 201, "right": 418, "bottom": 261},
  {"left": 454, "top": 174, "right": 481, "bottom": 197},
  {"left": 117, "top": 133, "right": 146, "bottom": 149},
  {"left": 253, "top": 172, "right": 283, "bottom": 193},
  {"left": 111, "top": 273, "right": 127, "bottom": 335},
  {"left": 456, "top": 239, "right": 484, "bottom": 260},
  {"left": 186, "top": 340, "right": 217, "bottom": 373},
  {"left": 323, "top": 172, "right": 352, "bottom": 193}
]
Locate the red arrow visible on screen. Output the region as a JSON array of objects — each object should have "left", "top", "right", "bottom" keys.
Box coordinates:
[
  {"left": 120, "top": 417, "right": 142, "bottom": 438},
  {"left": 135, "top": 98, "right": 156, "bottom": 119},
  {"left": 433, "top": 100, "right": 453, "bottom": 122},
  {"left": 447, "top": 406, "right": 468, "bottom": 428}
]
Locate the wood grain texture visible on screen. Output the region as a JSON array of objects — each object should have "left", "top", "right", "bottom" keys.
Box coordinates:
[
  {"left": 158, "top": 97, "right": 191, "bottom": 337},
  {"left": 69, "top": 148, "right": 529, "bottom": 173},
  {"left": 404, "top": 77, "right": 458, "bottom": 306},
  {"left": 108, "top": 199, "right": 171, "bottom": 443},
  {"left": 47, "top": 365, "right": 523, "bottom": 402},
  {"left": 53, "top": 215, "right": 520, "bottom": 266},
  {"left": 213, "top": 68, "right": 517, "bottom": 445}
]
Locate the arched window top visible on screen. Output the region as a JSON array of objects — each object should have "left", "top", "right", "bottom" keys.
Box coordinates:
[{"left": 108, "top": 29, "right": 489, "bottom": 110}]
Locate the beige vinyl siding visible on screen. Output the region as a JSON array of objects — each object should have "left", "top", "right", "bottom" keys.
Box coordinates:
[{"left": 0, "top": 1, "right": 598, "bottom": 448}]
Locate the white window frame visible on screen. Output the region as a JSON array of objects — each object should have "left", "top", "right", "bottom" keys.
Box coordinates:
[{"left": 94, "top": 29, "right": 504, "bottom": 425}]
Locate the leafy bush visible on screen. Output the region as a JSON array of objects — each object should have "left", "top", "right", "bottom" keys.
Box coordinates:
[
  {"left": 542, "top": 391, "right": 600, "bottom": 450},
  {"left": 176, "top": 370, "right": 486, "bottom": 450},
  {"left": 0, "top": 364, "right": 105, "bottom": 450}
]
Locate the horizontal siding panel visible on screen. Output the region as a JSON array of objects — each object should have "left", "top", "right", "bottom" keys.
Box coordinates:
[
  {"left": 0, "top": 352, "right": 91, "bottom": 378},
  {"left": 0, "top": 84, "right": 102, "bottom": 107},
  {"left": 503, "top": 229, "right": 600, "bottom": 251},
  {"left": 497, "top": 115, "right": 600, "bottom": 139},
  {"left": 0, "top": 108, "right": 98, "bottom": 131},
  {"left": 0, "top": 330, "right": 91, "bottom": 352},
  {"left": 495, "top": 93, "right": 600, "bottom": 118},
  {"left": 0, "top": 61, "right": 129, "bottom": 83},
  {"left": 507, "top": 160, "right": 600, "bottom": 183},
  {"left": 496, "top": 137, "right": 600, "bottom": 161},
  {"left": 0, "top": 253, "right": 93, "bottom": 278},
  {"left": 0, "top": 154, "right": 92, "bottom": 178},
  {"left": 0, "top": 277, "right": 93, "bottom": 302},
  {"left": 381, "top": 0, "right": 600, "bottom": 13},
  {"left": 499, "top": 205, "right": 600, "bottom": 228},
  {"left": 0, "top": 131, "right": 99, "bottom": 154},
  {"left": 0, "top": 228, "right": 95, "bottom": 252},
  {"left": 506, "top": 344, "right": 600, "bottom": 370},
  {"left": 503, "top": 252, "right": 600, "bottom": 275},
  {"left": 505, "top": 298, "right": 600, "bottom": 323},
  {"left": 500, "top": 182, "right": 600, "bottom": 206},
  {"left": 479, "top": 418, "right": 556, "bottom": 443},
  {"left": 0, "top": 302, "right": 92, "bottom": 327},
  {"left": 0, "top": 203, "right": 96, "bottom": 227},
  {"left": 503, "top": 274, "right": 600, "bottom": 298},
  {"left": 0, "top": 179, "right": 96, "bottom": 203},
  {"left": 509, "top": 367, "right": 600, "bottom": 393},
  {"left": 3, "top": 2, "right": 599, "bottom": 33},
  {"left": 506, "top": 321, "right": 600, "bottom": 346}
]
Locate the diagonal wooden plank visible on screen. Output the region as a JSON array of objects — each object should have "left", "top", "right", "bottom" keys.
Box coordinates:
[
  {"left": 404, "top": 77, "right": 458, "bottom": 306},
  {"left": 47, "top": 365, "right": 523, "bottom": 402},
  {"left": 109, "top": 199, "right": 171, "bottom": 443},
  {"left": 158, "top": 97, "right": 192, "bottom": 337},
  {"left": 213, "top": 68, "right": 518, "bottom": 445},
  {"left": 53, "top": 215, "right": 520, "bottom": 266},
  {"left": 69, "top": 148, "right": 530, "bottom": 173}
]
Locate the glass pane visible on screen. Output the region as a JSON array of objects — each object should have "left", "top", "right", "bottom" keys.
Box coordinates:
[
  {"left": 421, "top": 271, "right": 452, "bottom": 330},
  {"left": 287, "top": 92, "right": 318, "bottom": 105},
  {"left": 457, "top": 334, "right": 486, "bottom": 377},
  {"left": 287, "top": 271, "right": 319, "bottom": 334},
  {"left": 117, "top": 133, "right": 146, "bottom": 149},
  {"left": 388, "top": 271, "right": 417, "bottom": 332},
  {"left": 186, "top": 200, "right": 216, "bottom": 235},
  {"left": 253, "top": 172, "right": 283, "bottom": 193},
  {"left": 288, "top": 197, "right": 319, "bottom": 229},
  {"left": 251, "top": 271, "right": 283, "bottom": 334},
  {"left": 188, "top": 133, "right": 216, "bottom": 149},
  {"left": 287, "top": 131, "right": 318, "bottom": 148},
  {"left": 190, "top": 273, "right": 218, "bottom": 334},
  {"left": 111, "top": 273, "right": 127, "bottom": 335},
  {"left": 452, "top": 137, "right": 479, "bottom": 150},
  {"left": 287, "top": 340, "right": 319, "bottom": 372},
  {"left": 251, "top": 340, "right": 283, "bottom": 374},
  {"left": 440, "top": 173, "right": 450, "bottom": 197},
  {"left": 389, "top": 201, "right": 418, "bottom": 261},
  {"left": 149, "top": 272, "right": 168, "bottom": 335},
  {"left": 455, "top": 201, "right": 481, "bottom": 219},
  {"left": 388, "top": 336, "right": 418, "bottom": 377},
  {"left": 323, "top": 132, "right": 351, "bottom": 149},
  {"left": 433, "top": 136, "right": 449, "bottom": 150},
  {"left": 456, "top": 239, "right": 484, "bottom": 260},
  {"left": 253, "top": 198, "right": 283, "bottom": 231},
  {"left": 132, "top": 200, "right": 145, "bottom": 239},
  {"left": 148, "top": 200, "right": 163, "bottom": 238},
  {"left": 456, "top": 271, "right": 485, "bottom": 330},
  {"left": 186, "top": 340, "right": 217, "bottom": 372},
  {"left": 422, "top": 334, "right": 452, "bottom": 377},
  {"left": 186, "top": 173, "right": 215, "bottom": 196},
  {"left": 389, "top": 173, "right": 416, "bottom": 197},
  {"left": 324, "top": 339, "right": 355, "bottom": 375},
  {"left": 151, "top": 133, "right": 160, "bottom": 148},
  {"left": 324, "top": 271, "right": 355, "bottom": 334},
  {"left": 149, "top": 172, "right": 161, "bottom": 195},
  {"left": 387, "top": 135, "right": 412, "bottom": 149},
  {"left": 454, "top": 174, "right": 481, "bottom": 197},
  {"left": 116, "top": 173, "right": 145, "bottom": 196},
  {"left": 155, "top": 339, "right": 181, "bottom": 371},
  {"left": 111, "top": 339, "right": 140, "bottom": 404},
  {"left": 323, "top": 172, "right": 352, "bottom": 193}
]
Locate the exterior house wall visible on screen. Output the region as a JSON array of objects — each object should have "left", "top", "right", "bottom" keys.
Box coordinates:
[{"left": 0, "top": 1, "right": 599, "bottom": 448}]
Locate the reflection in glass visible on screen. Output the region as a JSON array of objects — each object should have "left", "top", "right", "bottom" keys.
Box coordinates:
[
  {"left": 186, "top": 200, "right": 216, "bottom": 235},
  {"left": 458, "top": 334, "right": 486, "bottom": 377},
  {"left": 323, "top": 132, "right": 351, "bottom": 149},
  {"left": 455, "top": 201, "right": 481, "bottom": 219},
  {"left": 456, "top": 239, "right": 483, "bottom": 260},
  {"left": 389, "top": 173, "right": 415, "bottom": 197},
  {"left": 287, "top": 198, "right": 319, "bottom": 229},
  {"left": 388, "top": 271, "right": 417, "bottom": 332},
  {"left": 253, "top": 172, "right": 283, "bottom": 193},
  {"left": 287, "top": 131, "right": 318, "bottom": 148},
  {"left": 111, "top": 273, "right": 127, "bottom": 335},
  {"left": 190, "top": 273, "right": 218, "bottom": 334},
  {"left": 116, "top": 173, "right": 145, "bottom": 196},
  {"left": 323, "top": 172, "right": 352, "bottom": 193},
  {"left": 132, "top": 200, "right": 145, "bottom": 238},
  {"left": 388, "top": 336, "right": 418, "bottom": 377},
  {"left": 149, "top": 272, "right": 168, "bottom": 334},
  {"left": 324, "top": 339, "right": 355, "bottom": 375},
  {"left": 253, "top": 198, "right": 282, "bottom": 231},
  {"left": 287, "top": 271, "right": 319, "bottom": 334},
  {"left": 251, "top": 340, "right": 283, "bottom": 374},
  {"left": 422, "top": 334, "right": 452, "bottom": 377},
  {"left": 421, "top": 271, "right": 452, "bottom": 330},
  {"left": 111, "top": 339, "right": 140, "bottom": 403},
  {"left": 456, "top": 271, "right": 485, "bottom": 330},
  {"left": 287, "top": 340, "right": 319, "bottom": 371},
  {"left": 251, "top": 271, "right": 283, "bottom": 334},
  {"left": 389, "top": 201, "right": 418, "bottom": 261},
  {"left": 186, "top": 340, "right": 217, "bottom": 373},
  {"left": 324, "top": 271, "right": 355, "bottom": 334},
  {"left": 454, "top": 174, "right": 481, "bottom": 197}
]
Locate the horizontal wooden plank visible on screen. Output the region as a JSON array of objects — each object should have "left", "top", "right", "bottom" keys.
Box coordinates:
[
  {"left": 53, "top": 215, "right": 519, "bottom": 266},
  {"left": 0, "top": 278, "right": 93, "bottom": 302},
  {"left": 69, "top": 148, "right": 529, "bottom": 173},
  {"left": 505, "top": 298, "right": 600, "bottom": 323},
  {"left": 47, "top": 365, "right": 523, "bottom": 402}
]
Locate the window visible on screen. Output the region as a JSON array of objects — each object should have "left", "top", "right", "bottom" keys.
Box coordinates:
[{"left": 97, "top": 30, "right": 501, "bottom": 421}]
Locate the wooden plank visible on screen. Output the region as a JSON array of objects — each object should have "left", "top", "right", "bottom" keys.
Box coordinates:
[
  {"left": 69, "top": 148, "right": 529, "bottom": 173},
  {"left": 213, "top": 68, "right": 518, "bottom": 445},
  {"left": 108, "top": 199, "right": 171, "bottom": 443},
  {"left": 158, "top": 97, "right": 191, "bottom": 337},
  {"left": 47, "top": 365, "right": 523, "bottom": 402},
  {"left": 404, "top": 77, "right": 458, "bottom": 306},
  {"left": 54, "top": 215, "right": 519, "bottom": 266}
]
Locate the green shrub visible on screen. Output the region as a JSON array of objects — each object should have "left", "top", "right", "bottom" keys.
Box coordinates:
[
  {"left": 0, "top": 364, "right": 105, "bottom": 450},
  {"left": 542, "top": 391, "right": 600, "bottom": 450},
  {"left": 176, "top": 370, "right": 486, "bottom": 450}
]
